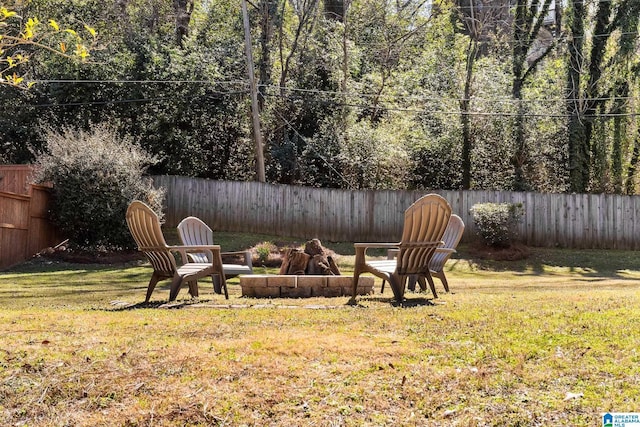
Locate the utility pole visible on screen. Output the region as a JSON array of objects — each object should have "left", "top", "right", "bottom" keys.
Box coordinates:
[{"left": 242, "top": 0, "right": 266, "bottom": 182}]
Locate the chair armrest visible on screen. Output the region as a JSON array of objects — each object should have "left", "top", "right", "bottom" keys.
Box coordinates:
[
  {"left": 354, "top": 242, "right": 401, "bottom": 249},
  {"left": 435, "top": 248, "right": 456, "bottom": 255},
  {"left": 354, "top": 241, "right": 443, "bottom": 268},
  {"left": 221, "top": 250, "right": 253, "bottom": 270},
  {"left": 354, "top": 243, "right": 400, "bottom": 268},
  {"left": 221, "top": 250, "right": 250, "bottom": 256},
  {"left": 168, "top": 244, "right": 221, "bottom": 265},
  {"left": 390, "top": 245, "right": 449, "bottom": 259}
]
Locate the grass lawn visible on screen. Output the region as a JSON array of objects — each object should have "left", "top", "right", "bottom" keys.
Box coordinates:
[{"left": 1, "top": 233, "right": 640, "bottom": 426}]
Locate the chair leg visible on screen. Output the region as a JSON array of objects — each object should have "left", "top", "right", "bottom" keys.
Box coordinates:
[
  {"left": 438, "top": 272, "right": 450, "bottom": 293},
  {"left": 213, "top": 273, "right": 229, "bottom": 299},
  {"left": 145, "top": 272, "right": 162, "bottom": 302},
  {"left": 423, "top": 273, "right": 438, "bottom": 299},
  {"left": 169, "top": 275, "right": 183, "bottom": 301},
  {"left": 388, "top": 273, "right": 405, "bottom": 302},
  {"left": 407, "top": 275, "right": 418, "bottom": 292},
  {"left": 188, "top": 281, "right": 199, "bottom": 298},
  {"left": 222, "top": 277, "right": 229, "bottom": 300},
  {"left": 212, "top": 274, "right": 223, "bottom": 294},
  {"left": 351, "top": 271, "right": 364, "bottom": 301}
]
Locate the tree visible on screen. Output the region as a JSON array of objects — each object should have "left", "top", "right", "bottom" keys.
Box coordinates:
[
  {"left": 0, "top": 5, "right": 96, "bottom": 88},
  {"left": 456, "top": 0, "right": 480, "bottom": 189},
  {"left": 174, "top": 0, "right": 195, "bottom": 47},
  {"left": 454, "top": 0, "right": 507, "bottom": 189},
  {"left": 511, "top": 0, "right": 556, "bottom": 190},
  {"left": 565, "top": 0, "right": 640, "bottom": 193}
]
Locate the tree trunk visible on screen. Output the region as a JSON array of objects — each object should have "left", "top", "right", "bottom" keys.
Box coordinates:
[
  {"left": 510, "top": 0, "right": 554, "bottom": 191},
  {"left": 258, "top": 0, "right": 279, "bottom": 111},
  {"left": 460, "top": 37, "right": 477, "bottom": 190},
  {"left": 566, "top": 0, "right": 588, "bottom": 193},
  {"left": 625, "top": 129, "right": 640, "bottom": 195},
  {"left": 174, "top": 0, "right": 194, "bottom": 48}
]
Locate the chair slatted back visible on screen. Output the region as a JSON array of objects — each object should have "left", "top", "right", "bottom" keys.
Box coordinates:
[
  {"left": 429, "top": 214, "right": 465, "bottom": 272},
  {"left": 126, "top": 201, "right": 177, "bottom": 275},
  {"left": 177, "top": 217, "right": 213, "bottom": 263},
  {"left": 397, "top": 194, "right": 451, "bottom": 275}
]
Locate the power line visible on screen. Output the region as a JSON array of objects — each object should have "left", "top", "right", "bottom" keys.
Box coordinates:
[
  {"left": 260, "top": 91, "right": 639, "bottom": 118},
  {"left": 261, "top": 84, "right": 640, "bottom": 104},
  {"left": 33, "top": 79, "right": 248, "bottom": 86},
  {"left": 14, "top": 87, "right": 638, "bottom": 118},
  {"left": 21, "top": 91, "right": 246, "bottom": 108},
  {"left": 28, "top": 78, "right": 639, "bottom": 104},
  {"left": 25, "top": 79, "right": 640, "bottom": 105}
]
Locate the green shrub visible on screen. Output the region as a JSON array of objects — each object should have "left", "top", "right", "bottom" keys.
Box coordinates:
[
  {"left": 253, "top": 241, "right": 278, "bottom": 265},
  {"left": 470, "top": 202, "right": 524, "bottom": 248},
  {"left": 32, "top": 123, "right": 164, "bottom": 250}
]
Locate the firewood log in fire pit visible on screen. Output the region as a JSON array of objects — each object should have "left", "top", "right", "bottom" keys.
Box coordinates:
[{"left": 279, "top": 238, "right": 341, "bottom": 275}]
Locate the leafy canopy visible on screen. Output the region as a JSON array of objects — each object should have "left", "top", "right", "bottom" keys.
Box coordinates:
[{"left": 0, "top": 4, "right": 96, "bottom": 88}]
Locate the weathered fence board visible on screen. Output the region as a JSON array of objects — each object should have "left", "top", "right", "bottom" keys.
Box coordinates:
[
  {"left": 152, "top": 176, "right": 640, "bottom": 250},
  {"left": 0, "top": 165, "right": 34, "bottom": 195},
  {"left": 0, "top": 185, "right": 61, "bottom": 270}
]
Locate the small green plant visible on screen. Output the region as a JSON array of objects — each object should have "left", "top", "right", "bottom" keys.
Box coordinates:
[
  {"left": 470, "top": 202, "right": 524, "bottom": 248},
  {"left": 254, "top": 241, "right": 277, "bottom": 265}
]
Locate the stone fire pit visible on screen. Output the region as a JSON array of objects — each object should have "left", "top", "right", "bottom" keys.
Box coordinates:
[{"left": 239, "top": 275, "right": 375, "bottom": 298}]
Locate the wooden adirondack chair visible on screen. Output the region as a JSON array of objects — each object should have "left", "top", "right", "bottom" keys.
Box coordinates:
[
  {"left": 177, "top": 216, "right": 253, "bottom": 295},
  {"left": 384, "top": 213, "right": 465, "bottom": 295},
  {"left": 351, "top": 194, "right": 452, "bottom": 302},
  {"left": 126, "top": 201, "right": 227, "bottom": 301}
]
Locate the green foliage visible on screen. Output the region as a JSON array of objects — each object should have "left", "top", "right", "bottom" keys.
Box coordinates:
[
  {"left": 340, "top": 118, "right": 410, "bottom": 189},
  {"left": 298, "top": 117, "right": 348, "bottom": 188},
  {"left": 32, "top": 123, "right": 164, "bottom": 250},
  {"left": 0, "top": 4, "right": 96, "bottom": 87},
  {"left": 471, "top": 202, "right": 524, "bottom": 247},
  {"left": 1, "top": 0, "right": 639, "bottom": 196},
  {"left": 254, "top": 241, "right": 277, "bottom": 265},
  {"left": 409, "top": 142, "right": 462, "bottom": 190}
]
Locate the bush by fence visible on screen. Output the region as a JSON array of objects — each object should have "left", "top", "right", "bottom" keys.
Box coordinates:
[{"left": 153, "top": 175, "right": 640, "bottom": 250}]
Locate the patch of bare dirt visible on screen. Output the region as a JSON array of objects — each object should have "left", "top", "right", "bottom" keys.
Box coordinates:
[
  {"left": 467, "top": 241, "right": 530, "bottom": 261},
  {"left": 39, "top": 246, "right": 144, "bottom": 264}
]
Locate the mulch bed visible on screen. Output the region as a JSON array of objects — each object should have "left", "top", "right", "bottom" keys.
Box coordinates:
[
  {"left": 467, "top": 242, "right": 530, "bottom": 261},
  {"left": 39, "top": 248, "right": 144, "bottom": 264}
]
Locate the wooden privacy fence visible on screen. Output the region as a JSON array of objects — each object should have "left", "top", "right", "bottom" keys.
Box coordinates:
[
  {"left": 153, "top": 175, "right": 640, "bottom": 250},
  {"left": 0, "top": 185, "right": 61, "bottom": 270},
  {"left": 0, "top": 165, "right": 61, "bottom": 269},
  {"left": 0, "top": 164, "right": 34, "bottom": 194}
]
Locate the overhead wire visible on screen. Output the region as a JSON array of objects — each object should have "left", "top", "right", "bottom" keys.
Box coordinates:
[
  {"left": 261, "top": 84, "right": 640, "bottom": 104},
  {"left": 14, "top": 85, "right": 639, "bottom": 118},
  {"left": 28, "top": 92, "right": 247, "bottom": 108},
  {"left": 261, "top": 92, "right": 639, "bottom": 118},
  {"left": 32, "top": 79, "right": 249, "bottom": 85},
  {"left": 23, "top": 79, "right": 640, "bottom": 105}
]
